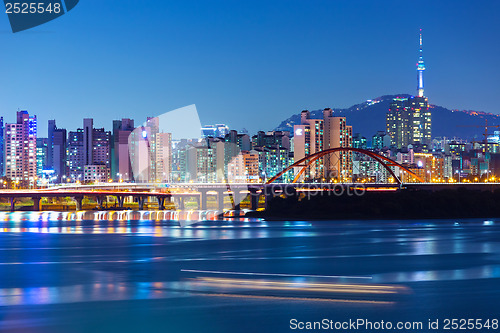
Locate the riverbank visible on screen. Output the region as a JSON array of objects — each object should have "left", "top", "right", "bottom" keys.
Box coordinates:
[{"left": 247, "top": 188, "right": 500, "bottom": 220}]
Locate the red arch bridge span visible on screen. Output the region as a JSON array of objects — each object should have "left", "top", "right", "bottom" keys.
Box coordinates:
[{"left": 266, "top": 147, "right": 424, "bottom": 184}]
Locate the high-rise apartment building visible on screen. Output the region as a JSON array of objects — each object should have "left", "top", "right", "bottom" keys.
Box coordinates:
[
  {"left": 227, "top": 150, "right": 259, "bottom": 183},
  {"left": 371, "top": 131, "right": 391, "bottom": 150},
  {"left": 293, "top": 110, "right": 324, "bottom": 180},
  {"left": 253, "top": 146, "right": 293, "bottom": 182},
  {"left": 92, "top": 128, "right": 111, "bottom": 168},
  {"left": 84, "top": 164, "right": 110, "bottom": 183},
  {"left": 129, "top": 117, "right": 171, "bottom": 182},
  {"left": 4, "top": 111, "right": 37, "bottom": 187},
  {"left": 66, "top": 120, "right": 110, "bottom": 183},
  {"left": 52, "top": 125, "right": 67, "bottom": 180},
  {"left": 83, "top": 118, "right": 93, "bottom": 166},
  {"left": 47, "top": 120, "right": 55, "bottom": 169},
  {"left": 186, "top": 139, "right": 225, "bottom": 183},
  {"left": 201, "top": 124, "right": 230, "bottom": 138},
  {"left": 323, "top": 108, "right": 353, "bottom": 180},
  {"left": 112, "top": 119, "right": 134, "bottom": 181},
  {"left": 293, "top": 109, "right": 353, "bottom": 181},
  {"left": 155, "top": 132, "right": 172, "bottom": 182},
  {"left": 67, "top": 129, "right": 84, "bottom": 180},
  {"left": 252, "top": 131, "right": 291, "bottom": 150},
  {"left": 387, "top": 31, "right": 432, "bottom": 149}
]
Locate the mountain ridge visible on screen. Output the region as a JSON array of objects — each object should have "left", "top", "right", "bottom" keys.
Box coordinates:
[{"left": 274, "top": 94, "right": 500, "bottom": 141}]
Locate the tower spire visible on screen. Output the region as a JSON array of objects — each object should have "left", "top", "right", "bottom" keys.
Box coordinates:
[{"left": 417, "top": 29, "right": 425, "bottom": 97}]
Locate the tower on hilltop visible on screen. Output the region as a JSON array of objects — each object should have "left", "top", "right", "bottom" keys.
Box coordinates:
[
  {"left": 417, "top": 29, "right": 426, "bottom": 97},
  {"left": 386, "top": 30, "right": 432, "bottom": 150}
]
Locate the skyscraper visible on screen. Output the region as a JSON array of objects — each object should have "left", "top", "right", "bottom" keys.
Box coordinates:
[
  {"left": 53, "top": 126, "right": 67, "bottom": 181},
  {"left": 66, "top": 120, "right": 110, "bottom": 183},
  {"left": 129, "top": 117, "right": 172, "bottom": 183},
  {"left": 47, "top": 120, "right": 67, "bottom": 179},
  {"left": 47, "top": 120, "right": 56, "bottom": 169},
  {"left": 293, "top": 109, "right": 353, "bottom": 181},
  {"left": 387, "top": 31, "right": 432, "bottom": 149},
  {"left": 112, "top": 119, "right": 135, "bottom": 181},
  {"left": 36, "top": 138, "right": 48, "bottom": 178},
  {"left": 293, "top": 110, "right": 324, "bottom": 180},
  {"left": 83, "top": 118, "right": 93, "bottom": 166},
  {"left": 67, "top": 129, "right": 84, "bottom": 180},
  {"left": 5, "top": 111, "right": 37, "bottom": 187},
  {"left": 417, "top": 30, "right": 425, "bottom": 98},
  {"left": 323, "top": 109, "right": 353, "bottom": 180}
]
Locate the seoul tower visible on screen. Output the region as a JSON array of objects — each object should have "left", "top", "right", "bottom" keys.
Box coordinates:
[{"left": 417, "top": 29, "right": 425, "bottom": 97}]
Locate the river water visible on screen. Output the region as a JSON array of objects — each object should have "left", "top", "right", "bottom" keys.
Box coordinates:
[{"left": 0, "top": 211, "right": 499, "bottom": 332}]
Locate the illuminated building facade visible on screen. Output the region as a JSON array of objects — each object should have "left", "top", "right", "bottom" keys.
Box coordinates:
[
  {"left": 0, "top": 117, "right": 3, "bottom": 176},
  {"left": 293, "top": 110, "right": 324, "bottom": 180},
  {"left": 254, "top": 146, "right": 293, "bottom": 183},
  {"left": 155, "top": 132, "right": 172, "bottom": 182},
  {"left": 201, "top": 124, "right": 230, "bottom": 138},
  {"left": 227, "top": 150, "right": 259, "bottom": 183},
  {"left": 186, "top": 140, "right": 225, "bottom": 183},
  {"left": 52, "top": 124, "right": 67, "bottom": 181},
  {"left": 83, "top": 164, "right": 110, "bottom": 183},
  {"left": 36, "top": 138, "right": 48, "bottom": 177},
  {"left": 407, "top": 153, "right": 445, "bottom": 182},
  {"left": 293, "top": 109, "right": 353, "bottom": 181},
  {"left": 5, "top": 111, "right": 37, "bottom": 187},
  {"left": 128, "top": 117, "right": 172, "bottom": 183},
  {"left": 67, "top": 129, "right": 84, "bottom": 180},
  {"left": 323, "top": 109, "right": 353, "bottom": 180},
  {"left": 112, "top": 119, "right": 135, "bottom": 181},
  {"left": 371, "top": 131, "right": 391, "bottom": 150}
]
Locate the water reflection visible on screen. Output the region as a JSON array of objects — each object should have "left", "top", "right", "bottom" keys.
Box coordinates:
[
  {"left": 0, "top": 210, "right": 230, "bottom": 223},
  {"left": 0, "top": 281, "right": 191, "bottom": 306},
  {"left": 0, "top": 211, "right": 281, "bottom": 239}
]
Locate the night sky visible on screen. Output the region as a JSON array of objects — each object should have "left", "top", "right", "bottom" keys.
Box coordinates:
[{"left": 1, "top": 0, "right": 499, "bottom": 136}]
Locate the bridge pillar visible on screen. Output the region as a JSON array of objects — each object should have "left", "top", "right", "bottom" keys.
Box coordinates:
[
  {"left": 232, "top": 188, "right": 247, "bottom": 211},
  {"left": 263, "top": 185, "right": 277, "bottom": 210},
  {"left": 217, "top": 190, "right": 225, "bottom": 212},
  {"left": 138, "top": 196, "right": 145, "bottom": 210},
  {"left": 33, "top": 197, "right": 41, "bottom": 211},
  {"left": 157, "top": 196, "right": 165, "bottom": 210},
  {"left": 95, "top": 197, "right": 104, "bottom": 210},
  {"left": 116, "top": 196, "right": 125, "bottom": 209},
  {"left": 9, "top": 197, "right": 15, "bottom": 212},
  {"left": 72, "top": 197, "right": 83, "bottom": 211},
  {"left": 249, "top": 189, "right": 260, "bottom": 211},
  {"left": 177, "top": 197, "right": 185, "bottom": 210},
  {"left": 199, "top": 190, "right": 208, "bottom": 210}
]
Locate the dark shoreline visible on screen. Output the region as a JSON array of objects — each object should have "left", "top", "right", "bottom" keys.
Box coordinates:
[{"left": 247, "top": 188, "right": 500, "bottom": 220}]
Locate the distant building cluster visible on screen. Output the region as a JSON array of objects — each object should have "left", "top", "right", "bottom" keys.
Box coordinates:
[
  {"left": 0, "top": 32, "right": 497, "bottom": 188},
  {"left": 0, "top": 110, "right": 295, "bottom": 187}
]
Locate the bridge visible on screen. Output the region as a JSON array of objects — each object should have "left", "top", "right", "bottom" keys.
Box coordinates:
[
  {"left": 267, "top": 147, "right": 424, "bottom": 184},
  {"left": 2, "top": 182, "right": 500, "bottom": 212},
  {"left": 2, "top": 149, "right": 500, "bottom": 212}
]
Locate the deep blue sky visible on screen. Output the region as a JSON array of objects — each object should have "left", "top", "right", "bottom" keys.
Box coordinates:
[{"left": 1, "top": 0, "right": 499, "bottom": 136}]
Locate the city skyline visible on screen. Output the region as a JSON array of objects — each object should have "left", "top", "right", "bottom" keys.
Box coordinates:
[
  {"left": 1, "top": 0, "right": 500, "bottom": 137},
  {"left": 2, "top": 19, "right": 500, "bottom": 187}
]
